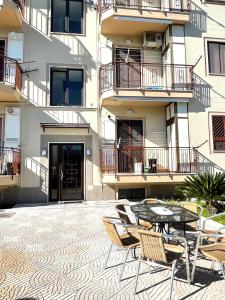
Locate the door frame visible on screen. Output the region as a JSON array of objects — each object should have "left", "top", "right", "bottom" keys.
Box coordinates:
[{"left": 48, "top": 142, "right": 86, "bottom": 203}]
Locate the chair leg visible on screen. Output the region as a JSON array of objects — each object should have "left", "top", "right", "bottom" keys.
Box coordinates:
[
  {"left": 134, "top": 255, "right": 142, "bottom": 295},
  {"left": 220, "top": 262, "right": 225, "bottom": 279},
  {"left": 104, "top": 242, "right": 113, "bottom": 269},
  {"left": 119, "top": 248, "right": 130, "bottom": 281},
  {"left": 185, "top": 246, "right": 190, "bottom": 285},
  {"left": 169, "top": 260, "right": 177, "bottom": 300},
  {"left": 191, "top": 238, "right": 200, "bottom": 282}
]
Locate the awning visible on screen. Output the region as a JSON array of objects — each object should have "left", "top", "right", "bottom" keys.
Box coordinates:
[{"left": 40, "top": 123, "right": 90, "bottom": 133}]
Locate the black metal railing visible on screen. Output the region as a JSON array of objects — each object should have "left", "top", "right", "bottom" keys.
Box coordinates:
[
  {"left": 100, "top": 62, "right": 194, "bottom": 94},
  {"left": 0, "top": 147, "right": 20, "bottom": 179},
  {"left": 98, "top": 0, "right": 191, "bottom": 13},
  {"left": 100, "top": 146, "right": 198, "bottom": 174},
  {"left": 0, "top": 55, "right": 22, "bottom": 91}
]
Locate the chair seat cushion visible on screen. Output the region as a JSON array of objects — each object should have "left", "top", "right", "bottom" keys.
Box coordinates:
[
  {"left": 199, "top": 243, "right": 225, "bottom": 263},
  {"left": 164, "top": 243, "right": 184, "bottom": 263},
  {"left": 120, "top": 233, "right": 140, "bottom": 248}
]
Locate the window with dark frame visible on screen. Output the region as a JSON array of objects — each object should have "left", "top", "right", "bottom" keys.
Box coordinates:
[
  {"left": 212, "top": 115, "right": 225, "bottom": 151},
  {"left": 50, "top": 68, "right": 83, "bottom": 106},
  {"left": 51, "top": 0, "right": 83, "bottom": 34},
  {"left": 208, "top": 41, "right": 225, "bottom": 74}
]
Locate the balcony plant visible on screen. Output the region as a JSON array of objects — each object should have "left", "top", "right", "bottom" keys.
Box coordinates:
[{"left": 176, "top": 172, "right": 225, "bottom": 214}]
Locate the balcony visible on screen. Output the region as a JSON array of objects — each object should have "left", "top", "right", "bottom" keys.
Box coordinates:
[
  {"left": 0, "top": 147, "right": 20, "bottom": 190},
  {"left": 0, "top": 0, "right": 25, "bottom": 29},
  {"left": 98, "top": 0, "right": 190, "bottom": 36},
  {"left": 100, "top": 62, "right": 194, "bottom": 106},
  {"left": 0, "top": 55, "right": 23, "bottom": 102},
  {"left": 100, "top": 146, "right": 197, "bottom": 184}
]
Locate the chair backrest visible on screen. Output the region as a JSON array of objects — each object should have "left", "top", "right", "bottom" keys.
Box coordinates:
[
  {"left": 180, "top": 202, "right": 201, "bottom": 229},
  {"left": 180, "top": 202, "right": 198, "bottom": 214},
  {"left": 138, "top": 229, "right": 167, "bottom": 263},
  {"left": 102, "top": 217, "right": 123, "bottom": 247},
  {"left": 142, "top": 198, "right": 158, "bottom": 205},
  {"left": 116, "top": 204, "right": 132, "bottom": 225}
]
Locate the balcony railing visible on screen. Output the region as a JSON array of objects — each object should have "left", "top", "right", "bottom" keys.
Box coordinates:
[
  {"left": 0, "top": 147, "right": 20, "bottom": 179},
  {"left": 98, "top": 0, "right": 191, "bottom": 13},
  {"left": 100, "top": 146, "right": 198, "bottom": 174},
  {"left": 0, "top": 55, "right": 23, "bottom": 91},
  {"left": 100, "top": 62, "right": 194, "bottom": 94}
]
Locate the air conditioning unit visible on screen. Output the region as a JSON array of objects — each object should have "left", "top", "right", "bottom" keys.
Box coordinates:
[
  {"left": 6, "top": 107, "right": 20, "bottom": 115},
  {"left": 143, "top": 32, "right": 163, "bottom": 49}
]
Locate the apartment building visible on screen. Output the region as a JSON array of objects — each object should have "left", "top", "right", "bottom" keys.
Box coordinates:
[{"left": 0, "top": 0, "right": 224, "bottom": 205}]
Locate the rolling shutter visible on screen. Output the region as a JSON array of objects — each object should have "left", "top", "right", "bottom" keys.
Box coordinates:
[{"left": 212, "top": 115, "right": 225, "bottom": 151}]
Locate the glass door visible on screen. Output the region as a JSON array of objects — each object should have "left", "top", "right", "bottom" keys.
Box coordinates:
[{"left": 49, "top": 143, "right": 84, "bottom": 202}]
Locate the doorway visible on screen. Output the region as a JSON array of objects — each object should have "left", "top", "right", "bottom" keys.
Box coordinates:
[
  {"left": 117, "top": 120, "right": 144, "bottom": 173},
  {"left": 114, "top": 48, "right": 141, "bottom": 88},
  {"left": 0, "top": 40, "right": 6, "bottom": 82},
  {"left": 49, "top": 143, "right": 84, "bottom": 202}
]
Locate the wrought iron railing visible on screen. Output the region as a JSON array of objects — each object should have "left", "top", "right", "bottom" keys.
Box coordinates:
[
  {"left": 0, "top": 147, "right": 20, "bottom": 179},
  {"left": 100, "top": 146, "right": 198, "bottom": 174},
  {"left": 100, "top": 62, "right": 194, "bottom": 94},
  {"left": 98, "top": 0, "right": 191, "bottom": 13},
  {"left": 0, "top": 55, "right": 23, "bottom": 91}
]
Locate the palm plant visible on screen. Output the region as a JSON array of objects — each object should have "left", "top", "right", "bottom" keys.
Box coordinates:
[{"left": 176, "top": 172, "right": 225, "bottom": 213}]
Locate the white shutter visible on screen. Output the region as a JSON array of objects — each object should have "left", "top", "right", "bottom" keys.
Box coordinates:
[
  {"left": 100, "top": 41, "right": 112, "bottom": 65},
  {"left": 0, "top": 0, "right": 3, "bottom": 6},
  {"left": 4, "top": 107, "right": 20, "bottom": 148},
  {"left": 103, "top": 117, "right": 115, "bottom": 142},
  {"left": 7, "top": 32, "right": 24, "bottom": 62}
]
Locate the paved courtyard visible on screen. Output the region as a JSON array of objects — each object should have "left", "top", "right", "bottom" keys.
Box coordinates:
[{"left": 0, "top": 202, "right": 224, "bottom": 300}]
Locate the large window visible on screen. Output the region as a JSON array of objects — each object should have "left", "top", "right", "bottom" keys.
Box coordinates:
[
  {"left": 208, "top": 41, "right": 225, "bottom": 74},
  {"left": 212, "top": 115, "right": 225, "bottom": 151},
  {"left": 50, "top": 68, "right": 83, "bottom": 106},
  {"left": 51, "top": 0, "right": 83, "bottom": 34}
]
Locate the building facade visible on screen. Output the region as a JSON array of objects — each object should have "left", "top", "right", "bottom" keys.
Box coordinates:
[{"left": 0, "top": 0, "right": 225, "bottom": 205}]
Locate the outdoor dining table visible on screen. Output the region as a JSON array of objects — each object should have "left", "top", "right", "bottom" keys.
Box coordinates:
[{"left": 131, "top": 203, "right": 199, "bottom": 235}]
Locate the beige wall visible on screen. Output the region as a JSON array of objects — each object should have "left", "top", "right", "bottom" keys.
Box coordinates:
[{"left": 185, "top": 0, "right": 225, "bottom": 170}]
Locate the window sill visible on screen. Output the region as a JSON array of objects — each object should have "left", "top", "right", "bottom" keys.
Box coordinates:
[
  {"left": 213, "top": 150, "right": 225, "bottom": 153},
  {"left": 50, "top": 32, "right": 85, "bottom": 37},
  {"left": 208, "top": 73, "right": 225, "bottom": 77}
]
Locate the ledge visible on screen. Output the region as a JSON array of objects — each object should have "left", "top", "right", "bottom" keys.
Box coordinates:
[{"left": 40, "top": 123, "right": 90, "bottom": 133}]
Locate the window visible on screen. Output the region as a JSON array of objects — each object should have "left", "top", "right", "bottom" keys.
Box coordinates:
[
  {"left": 208, "top": 41, "right": 225, "bottom": 74},
  {"left": 212, "top": 115, "right": 225, "bottom": 151},
  {"left": 51, "top": 0, "right": 83, "bottom": 34},
  {"left": 50, "top": 68, "right": 83, "bottom": 106}
]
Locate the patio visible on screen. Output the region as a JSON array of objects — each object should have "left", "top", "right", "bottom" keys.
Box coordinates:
[{"left": 0, "top": 201, "right": 224, "bottom": 300}]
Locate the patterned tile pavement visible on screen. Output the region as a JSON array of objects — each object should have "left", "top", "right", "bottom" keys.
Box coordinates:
[{"left": 0, "top": 202, "right": 224, "bottom": 300}]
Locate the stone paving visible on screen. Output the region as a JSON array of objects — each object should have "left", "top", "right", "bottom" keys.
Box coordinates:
[{"left": 0, "top": 202, "right": 224, "bottom": 300}]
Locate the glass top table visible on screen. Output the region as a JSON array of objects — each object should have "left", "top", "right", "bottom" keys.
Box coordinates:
[{"left": 131, "top": 203, "right": 199, "bottom": 233}]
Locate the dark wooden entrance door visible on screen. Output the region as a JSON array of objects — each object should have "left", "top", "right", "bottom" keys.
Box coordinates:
[
  {"left": 115, "top": 48, "right": 141, "bottom": 88},
  {"left": 49, "top": 143, "right": 84, "bottom": 202},
  {"left": 117, "top": 120, "right": 143, "bottom": 173},
  {"left": 0, "top": 40, "right": 5, "bottom": 82}
]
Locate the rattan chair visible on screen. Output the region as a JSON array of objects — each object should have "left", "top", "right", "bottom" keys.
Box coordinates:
[
  {"left": 130, "top": 230, "right": 190, "bottom": 299},
  {"left": 191, "top": 233, "right": 225, "bottom": 282},
  {"left": 102, "top": 216, "right": 140, "bottom": 279},
  {"left": 116, "top": 204, "right": 153, "bottom": 233},
  {"left": 141, "top": 198, "right": 165, "bottom": 205},
  {"left": 201, "top": 212, "right": 225, "bottom": 235},
  {"left": 173, "top": 202, "right": 203, "bottom": 232}
]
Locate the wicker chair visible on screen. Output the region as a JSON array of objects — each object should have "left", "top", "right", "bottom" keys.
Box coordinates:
[
  {"left": 130, "top": 230, "right": 190, "bottom": 299},
  {"left": 141, "top": 198, "right": 165, "bottom": 205},
  {"left": 191, "top": 233, "right": 225, "bottom": 282},
  {"left": 116, "top": 204, "right": 153, "bottom": 233},
  {"left": 173, "top": 202, "right": 203, "bottom": 232},
  {"left": 201, "top": 212, "right": 225, "bottom": 235},
  {"left": 102, "top": 216, "right": 140, "bottom": 280}
]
